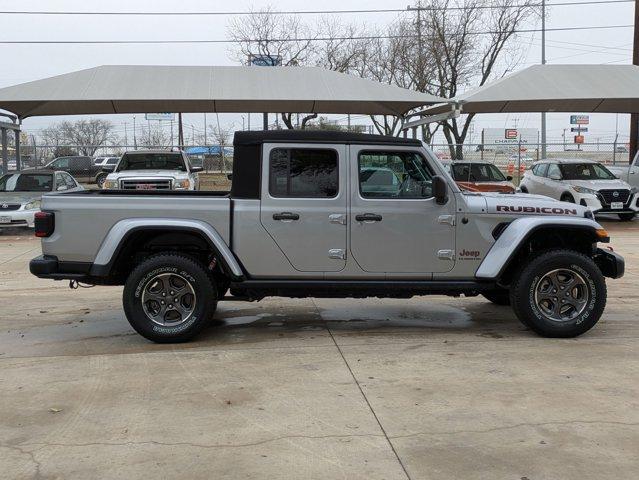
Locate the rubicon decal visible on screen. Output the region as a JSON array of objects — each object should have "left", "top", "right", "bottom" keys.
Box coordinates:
[{"left": 496, "top": 205, "right": 578, "bottom": 215}]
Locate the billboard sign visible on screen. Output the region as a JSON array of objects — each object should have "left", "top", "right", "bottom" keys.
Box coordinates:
[
  {"left": 482, "top": 128, "right": 538, "bottom": 147},
  {"left": 248, "top": 54, "right": 283, "bottom": 67},
  {"left": 145, "top": 113, "right": 175, "bottom": 121},
  {"left": 570, "top": 115, "right": 589, "bottom": 125}
]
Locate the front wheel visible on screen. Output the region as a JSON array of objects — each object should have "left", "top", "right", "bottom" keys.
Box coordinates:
[
  {"left": 510, "top": 250, "right": 606, "bottom": 338},
  {"left": 618, "top": 213, "right": 635, "bottom": 222},
  {"left": 95, "top": 173, "right": 108, "bottom": 189},
  {"left": 123, "top": 253, "right": 217, "bottom": 343}
]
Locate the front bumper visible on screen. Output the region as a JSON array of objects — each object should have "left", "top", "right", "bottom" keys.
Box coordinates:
[
  {"left": 0, "top": 209, "right": 36, "bottom": 228},
  {"left": 593, "top": 248, "right": 625, "bottom": 279},
  {"left": 577, "top": 192, "right": 639, "bottom": 215}
]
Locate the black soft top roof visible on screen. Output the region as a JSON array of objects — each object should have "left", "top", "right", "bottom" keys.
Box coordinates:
[{"left": 233, "top": 130, "right": 422, "bottom": 147}]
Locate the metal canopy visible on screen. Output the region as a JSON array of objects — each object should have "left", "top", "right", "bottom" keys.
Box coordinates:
[
  {"left": 421, "top": 64, "right": 639, "bottom": 116},
  {"left": 0, "top": 65, "right": 445, "bottom": 119}
]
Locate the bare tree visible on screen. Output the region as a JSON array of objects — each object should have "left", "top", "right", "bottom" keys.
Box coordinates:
[
  {"left": 207, "top": 124, "right": 234, "bottom": 172},
  {"left": 40, "top": 119, "right": 116, "bottom": 156},
  {"left": 136, "top": 123, "right": 172, "bottom": 148}
]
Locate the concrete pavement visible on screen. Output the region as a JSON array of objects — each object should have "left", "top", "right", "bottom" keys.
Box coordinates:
[{"left": 1, "top": 220, "right": 638, "bottom": 479}]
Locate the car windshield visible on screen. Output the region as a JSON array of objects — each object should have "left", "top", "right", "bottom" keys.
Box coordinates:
[
  {"left": 451, "top": 163, "right": 506, "bottom": 182},
  {"left": 559, "top": 163, "right": 616, "bottom": 180},
  {"left": 0, "top": 173, "right": 53, "bottom": 192},
  {"left": 117, "top": 153, "right": 185, "bottom": 171}
]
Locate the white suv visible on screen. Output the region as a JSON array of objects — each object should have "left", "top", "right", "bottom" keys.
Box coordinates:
[
  {"left": 520, "top": 159, "right": 638, "bottom": 221},
  {"left": 102, "top": 150, "right": 201, "bottom": 191}
]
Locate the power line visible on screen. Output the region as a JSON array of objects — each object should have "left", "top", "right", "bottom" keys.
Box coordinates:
[
  {"left": 0, "top": 0, "right": 633, "bottom": 16},
  {"left": 0, "top": 24, "right": 632, "bottom": 45}
]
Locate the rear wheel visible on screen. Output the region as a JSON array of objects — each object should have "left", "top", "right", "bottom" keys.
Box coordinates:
[
  {"left": 95, "top": 173, "right": 108, "bottom": 189},
  {"left": 618, "top": 212, "right": 635, "bottom": 222},
  {"left": 519, "top": 186, "right": 528, "bottom": 193},
  {"left": 123, "top": 253, "right": 217, "bottom": 343},
  {"left": 510, "top": 250, "right": 606, "bottom": 338}
]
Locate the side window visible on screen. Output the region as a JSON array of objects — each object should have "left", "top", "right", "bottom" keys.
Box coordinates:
[
  {"left": 359, "top": 151, "right": 433, "bottom": 199},
  {"left": 63, "top": 173, "right": 77, "bottom": 188},
  {"left": 52, "top": 158, "right": 69, "bottom": 169},
  {"left": 535, "top": 163, "right": 549, "bottom": 177},
  {"left": 269, "top": 148, "right": 338, "bottom": 198},
  {"left": 55, "top": 174, "right": 66, "bottom": 190},
  {"left": 547, "top": 163, "right": 561, "bottom": 179}
]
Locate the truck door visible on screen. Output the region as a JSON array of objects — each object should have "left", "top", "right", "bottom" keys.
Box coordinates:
[
  {"left": 629, "top": 152, "right": 639, "bottom": 188},
  {"left": 260, "top": 144, "right": 347, "bottom": 272},
  {"left": 349, "top": 146, "right": 456, "bottom": 274}
]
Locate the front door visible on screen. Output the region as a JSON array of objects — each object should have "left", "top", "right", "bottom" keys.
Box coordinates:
[
  {"left": 260, "top": 144, "right": 347, "bottom": 272},
  {"left": 349, "top": 146, "right": 456, "bottom": 274}
]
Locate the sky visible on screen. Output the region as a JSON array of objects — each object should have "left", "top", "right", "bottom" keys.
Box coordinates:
[{"left": 0, "top": 0, "right": 636, "bottom": 148}]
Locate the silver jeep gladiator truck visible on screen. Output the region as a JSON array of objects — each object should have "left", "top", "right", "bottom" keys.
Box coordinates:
[{"left": 30, "top": 130, "right": 624, "bottom": 343}]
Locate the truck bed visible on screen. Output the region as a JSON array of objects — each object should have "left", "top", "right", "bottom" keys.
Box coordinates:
[{"left": 40, "top": 190, "right": 232, "bottom": 263}]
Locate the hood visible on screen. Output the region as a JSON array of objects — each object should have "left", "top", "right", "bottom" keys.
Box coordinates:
[
  {"left": 0, "top": 192, "right": 41, "bottom": 204},
  {"left": 108, "top": 170, "right": 186, "bottom": 179},
  {"left": 457, "top": 181, "right": 516, "bottom": 193},
  {"left": 563, "top": 179, "right": 631, "bottom": 191},
  {"left": 482, "top": 192, "right": 589, "bottom": 217}
]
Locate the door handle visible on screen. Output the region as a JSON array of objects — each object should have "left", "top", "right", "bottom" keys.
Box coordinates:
[
  {"left": 273, "top": 212, "right": 300, "bottom": 221},
  {"left": 355, "top": 213, "right": 382, "bottom": 222}
]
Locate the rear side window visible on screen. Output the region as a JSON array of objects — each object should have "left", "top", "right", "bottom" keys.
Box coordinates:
[
  {"left": 269, "top": 148, "right": 338, "bottom": 198},
  {"left": 533, "top": 163, "right": 549, "bottom": 177}
]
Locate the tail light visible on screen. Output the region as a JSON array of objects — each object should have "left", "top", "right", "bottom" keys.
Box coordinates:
[{"left": 34, "top": 211, "right": 55, "bottom": 238}]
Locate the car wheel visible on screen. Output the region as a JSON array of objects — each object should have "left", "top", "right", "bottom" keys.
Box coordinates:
[
  {"left": 519, "top": 186, "right": 528, "bottom": 193},
  {"left": 510, "top": 250, "right": 606, "bottom": 338},
  {"left": 560, "top": 193, "right": 575, "bottom": 203},
  {"left": 95, "top": 173, "right": 108, "bottom": 189},
  {"left": 482, "top": 289, "right": 511, "bottom": 305},
  {"left": 618, "top": 213, "right": 635, "bottom": 222},
  {"left": 123, "top": 253, "right": 217, "bottom": 343}
]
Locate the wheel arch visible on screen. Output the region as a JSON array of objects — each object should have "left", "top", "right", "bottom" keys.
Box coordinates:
[
  {"left": 90, "top": 219, "right": 244, "bottom": 281},
  {"left": 476, "top": 217, "right": 607, "bottom": 284}
]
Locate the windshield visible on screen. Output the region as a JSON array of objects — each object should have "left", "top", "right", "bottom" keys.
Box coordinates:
[
  {"left": 117, "top": 153, "right": 186, "bottom": 172},
  {"left": 451, "top": 163, "right": 506, "bottom": 182},
  {"left": 559, "top": 163, "right": 616, "bottom": 180},
  {"left": 0, "top": 173, "right": 53, "bottom": 192}
]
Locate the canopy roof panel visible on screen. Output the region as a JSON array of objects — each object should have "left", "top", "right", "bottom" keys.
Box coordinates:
[
  {"left": 0, "top": 65, "right": 445, "bottom": 118},
  {"left": 422, "top": 64, "right": 639, "bottom": 115}
]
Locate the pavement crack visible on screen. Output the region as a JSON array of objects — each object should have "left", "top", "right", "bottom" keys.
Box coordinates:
[{"left": 390, "top": 420, "right": 639, "bottom": 439}]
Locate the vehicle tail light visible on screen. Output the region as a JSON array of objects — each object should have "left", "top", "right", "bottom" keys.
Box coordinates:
[{"left": 34, "top": 211, "right": 55, "bottom": 238}]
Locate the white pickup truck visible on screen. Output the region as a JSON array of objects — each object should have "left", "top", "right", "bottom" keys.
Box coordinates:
[
  {"left": 30, "top": 130, "right": 624, "bottom": 343},
  {"left": 101, "top": 150, "right": 201, "bottom": 191}
]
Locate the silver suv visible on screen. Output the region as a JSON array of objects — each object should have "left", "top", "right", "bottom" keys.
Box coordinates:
[{"left": 30, "top": 131, "right": 624, "bottom": 343}]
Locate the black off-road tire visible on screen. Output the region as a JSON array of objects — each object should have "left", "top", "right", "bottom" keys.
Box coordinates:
[
  {"left": 123, "top": 253, "right": 218, "bottom": 343},
  {"left": 510, "top": 250, "right": 606, "bottom": 338},
  {"left": 618, "top": 213, "right": 635, "bottom": 222},
  {"left": 482, "top": 290, "right": 511, "bottom": 306}
]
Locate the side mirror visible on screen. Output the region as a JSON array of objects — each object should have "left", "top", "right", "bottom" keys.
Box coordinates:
[
  {"left": 191, "top": 166, "right": 203, "bottom": 173},
  {"left": 506, "top": 175, "right": 513, "bottom": 181},
  {"left": 101, "top": 164, "right": 116, "bottom": 173},
  {"left": 433, "top": 175, "right": 448, "bottom": 205}
]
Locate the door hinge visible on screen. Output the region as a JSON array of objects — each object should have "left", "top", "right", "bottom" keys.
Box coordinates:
[
  {"left": 437, "top": 249, "right": 455, "bottom": 261},
  {"left": 328, "top": 248, "right": 346, "bottom": 260},
  {"left": 438, "top": 214, "right": 455, "bottom": 226},
  {"left": 329, "top": 213, "right": 347, "bottom": 225}
]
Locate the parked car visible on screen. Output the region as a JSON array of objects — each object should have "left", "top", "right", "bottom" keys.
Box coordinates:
[
  {"left": 608, "top": 151, "right": 639, "bottom": 189},
  {"left": 520, "top": 159, "right": 638, "bottom": 221},
  {"left": 101, "top": 150, "right": 201, "bottom": 191},
  {"left": 30, "top": 130, "right": 623, "bottom": 343},
  {"left": 42, "top": 156, "right": 102, "bottom": 184},
  {"left": 0, "top": 170, "right": 83, "bottom": 229},
  {"left": 93, "top": 156, "right": 121, "bottom": 188},
  {"left": 442, "top": 160, "right": 516, "bottom": 193},
  {"left": 93, "top": 156, "right": 120, "bottom": 167}
]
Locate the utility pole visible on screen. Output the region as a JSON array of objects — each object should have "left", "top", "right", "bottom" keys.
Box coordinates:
[
  {"left": 123, "top": 122, "right": 128, "bottom": 147},
  {"left": 178, "top": 113, "right": 184, "bottom": 148},
  {"left": 630, "top": 0, "right": 639, "bottom": 162},
  {"left": 133, "top": 115, "right": 137, "bottom": 150},
  {"left": 540, "top": 0, "right": 547, "bottom": 159},
  {"left": 203, "top": 113, "right": 207, "bottom": 145}
]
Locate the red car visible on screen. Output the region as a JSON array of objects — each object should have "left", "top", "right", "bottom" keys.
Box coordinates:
[{"left": 442, "top": 161, "right": 516, "bottom": 193}]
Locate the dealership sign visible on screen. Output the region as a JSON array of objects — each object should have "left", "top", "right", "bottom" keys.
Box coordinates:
[
  {"left": 482, "top": 128, "right": 538, "bottom": 145},
  {"left": 145, "top": 113, "right": 175, "bottom": 121},
  {"left": 570, "top": 115, "right": 589, "bottom": 125}
]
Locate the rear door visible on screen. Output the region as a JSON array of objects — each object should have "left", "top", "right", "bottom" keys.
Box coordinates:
[
  {"left": 260, "top": 143, "right": 347, "bottom": 272},
  {"left": 349, "top": 146, "right": 456, "bottom": 274},
  {"left": 69, "top": 157, "right": 92, "bottom": 182}
]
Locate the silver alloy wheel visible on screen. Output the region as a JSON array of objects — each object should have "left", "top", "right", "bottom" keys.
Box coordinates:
[
  {"left": 141, "top": 273, "right": 196, "bottom": 326},
  {"left": 533, "top": 268, "right": 589, "bottom": 322}
]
